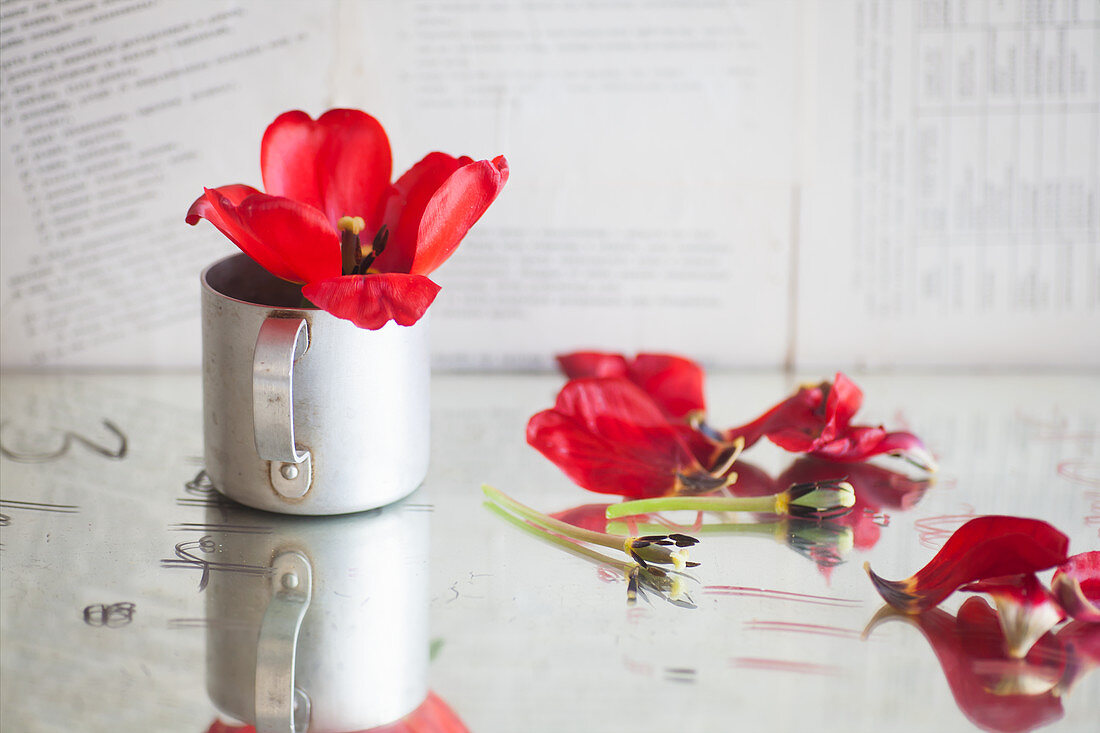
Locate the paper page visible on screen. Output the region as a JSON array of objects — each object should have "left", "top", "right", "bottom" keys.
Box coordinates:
[
  {"left": 797, "top": 0, "right": 1100, "bottom": 367},
  {"left": 0, "top": 0, "right": 338, "bottom": 368},
  {"left": 333, "top": 0, "right": 802, "bottom": 369}
]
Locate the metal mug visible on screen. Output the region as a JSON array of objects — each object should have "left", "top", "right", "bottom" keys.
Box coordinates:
[
  {"left": 201, "top": 253, "right": 430, "bottom": 515},
  {"left": 203, "top": 495, "right": 430, "bottom": 732}
]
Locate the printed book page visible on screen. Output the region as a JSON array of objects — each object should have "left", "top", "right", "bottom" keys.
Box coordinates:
[
  {"left": 797, "top": 0, "right": 1100, "bottom": 367},
  {"left": 0, "top": 0, "right": 338, "bottom": 368},
  {"left": 332, "top": 0, "right": 802, "bottom": 369},
  {"left": 1, "top": 0, "right": 1096, "bottom": 369}
]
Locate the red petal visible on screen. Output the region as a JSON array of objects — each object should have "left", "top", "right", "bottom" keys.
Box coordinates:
[
  {"left": 526, "top": 377, "right": 704, "bottom": 499},
  {"left": 752, "top": 384, "right": 827, "bottom": 451},
  {"left": 821, "top": 372, "right": 863, "bottom": 441},
  {"left": 186, "top": 183, "right": 260, "bottom": 224},
  {"left": 1052, "top": 551, "right": 1100, "bottom": 623},
  {"left": 556, "top": 351, "right": 630, "bottom": 379},
  {"left": 555, "top": 351, "right": 706, "bottom": 421},
  {"left": 303, "top": 273, "right": 440, "bottom": 329},
  {"left": 962, "top": 574, "right": 1068, "bottom": 658},
  {"left": 865, "top": 516, "right": 1069, "bottom": 613},
  {"left": 188, "top": 188, "right": 340, "bottom": 283},
  {"left": 627, "top": 354, "right": 706, "bottom": 420},
  {"left": 408, "top": 155, "right": 509, "bottom": 275},
  {"left": 807, "top": 424, "right": 888, "bottom": 462},
  {"left": 375, "top": 152, "right": 473, "bottom": 274},
  {"left": 261, "top": 109, "right": 392, "bottom": 230}
]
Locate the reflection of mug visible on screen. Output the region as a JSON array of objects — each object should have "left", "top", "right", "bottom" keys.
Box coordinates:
[
  {"left": 204, "top": 496, "right": 430, "bottom": 732},
  {"left": 201, "top": 254, "right": 429, "bottom": 515}
]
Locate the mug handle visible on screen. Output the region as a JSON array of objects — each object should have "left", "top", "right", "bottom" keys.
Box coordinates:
[
  {"left": 253, "top": 317, "right": 313, "bottom": 499},
  {"left": 255, "top": 550, "right": 313, "bottom": 733}
]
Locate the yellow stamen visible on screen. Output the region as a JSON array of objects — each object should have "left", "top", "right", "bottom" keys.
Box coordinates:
[{"left": 337, "top": 215, "right": 366, "bottom": 235}]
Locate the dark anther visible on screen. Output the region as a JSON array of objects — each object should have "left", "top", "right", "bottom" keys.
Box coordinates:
[
  {"left": 353, "top": 226, "right": 390, "bottom": 275},
  {"left": 668, "top": 534, "right": 699, "bottom": 547},
  {"left": 372, "top": 225, "right": 389, "bottom": 255}
]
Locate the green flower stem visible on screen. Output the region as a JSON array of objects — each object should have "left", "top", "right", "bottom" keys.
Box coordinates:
[
  {"left": 482, "top": 484, "right": 626, "bottom": 552},
  {"left": 605, "top": 519, "right": 781, "bottom": 538},
  {"left": 605, "top": 494, "right": 779, "bottom": 519},
  {"left": 483, "top": 501, "right": 632, "bottom": 573}
]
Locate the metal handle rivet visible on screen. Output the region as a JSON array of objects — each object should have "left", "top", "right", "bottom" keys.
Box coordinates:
[
  {"left": 281, "top": 573, "right": 299, "bottom": 590},
  {"left": 280, "top": 464, "right": 299, "bottom": 480}
]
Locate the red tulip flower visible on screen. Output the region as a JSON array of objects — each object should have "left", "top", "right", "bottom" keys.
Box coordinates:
[
  {"left": 527, "top": 377, "right": 733, "bottom": 499},
  {"left": 187, "top": 109, "right": 508, "bottom": 329},
  {"left": 722, "top": 373, "right": 937, "bottom": 471}
]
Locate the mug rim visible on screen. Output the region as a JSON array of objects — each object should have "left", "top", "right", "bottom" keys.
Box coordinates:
[{"left": 201, "top": 253, "right": 319, "bottom": 311}]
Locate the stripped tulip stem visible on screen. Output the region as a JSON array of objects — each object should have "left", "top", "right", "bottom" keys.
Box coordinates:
[
  {"left": 607, "top": 494, "right": 777, "bottom": 519},
  {"left": 483, "top": 501, "right": 631, "bottom": 570},
  {"left": 606, "top": 479, "right": 855, "bottom": 521},
  {"left": 482, "top": 490, "right": 698, "bottom": 607},
  {"left": 483, "top": 484, "right": 700, "bottom": 570}
]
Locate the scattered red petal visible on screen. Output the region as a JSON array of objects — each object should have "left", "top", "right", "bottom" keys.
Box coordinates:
[
  {"left": 526, "top": 377, "right": 710, "bottom": 499},
  {"left": 1051, "top": 550, "right": 1100, "bottom": 623},
  {"left": 556, "top": 351, "right": 706, "bottom": 421},
  {"left": 865, "top": 516, "right": 1069, "bottom": 613}
]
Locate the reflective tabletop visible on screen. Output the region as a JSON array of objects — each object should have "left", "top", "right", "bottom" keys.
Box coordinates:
[{"left": 1, "top": 371, "right": 1098, "bottom": 732}]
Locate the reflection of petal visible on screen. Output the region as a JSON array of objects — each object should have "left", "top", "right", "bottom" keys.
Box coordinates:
[
  {"left": 204, "top": 691, "right": 469, "bottom": 733},
  {"left": 1051, "top": 551, "right": 1100, "bottom": 623},
  {"left": 549, "top": 503, "right": 614, "bottom": 533},
  {"left": 1054, "top": 621, "right": 1100, "bottom": 696},
  {"left": 963, "top": 574, "right": 1067, "bottom": 658},
  {"left": 863, "top": 598, "right": 1067, "bottom": 733},
  {"left": 865, "top": 516, "right": 1069, "bottom": 613}
]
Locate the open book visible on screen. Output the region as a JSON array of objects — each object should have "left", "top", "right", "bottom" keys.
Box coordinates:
[{"left": 2, "top": 0, "right": 1096, "bottom": 369}]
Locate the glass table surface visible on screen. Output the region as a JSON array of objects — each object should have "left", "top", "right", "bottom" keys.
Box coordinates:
[{"left": 1, "top": 370, "right": 1098, "bottom": 732}]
